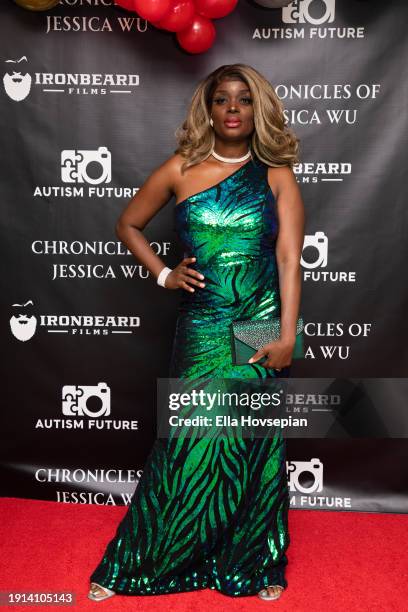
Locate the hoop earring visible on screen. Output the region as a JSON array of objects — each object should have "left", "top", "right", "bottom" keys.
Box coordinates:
[{"left": 209, "top": 117, "right": 214, "bottom": 127}]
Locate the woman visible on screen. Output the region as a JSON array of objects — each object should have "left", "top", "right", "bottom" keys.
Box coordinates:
[{"left": 88, "top": 63, "right": 305, "bottom": 602}]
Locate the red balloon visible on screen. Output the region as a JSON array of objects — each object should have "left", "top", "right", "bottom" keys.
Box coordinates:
[
  {"left": 176, "top": 14, "right": 216, "bottom": 54},
  {"left": 115, "top": 0, "right": 137, "bottom": 10},
  {"left": 133, "top": 0, "right": 172, "bottom": 21},
  {"left": 195, "top": 0, "right": 237, "bottom": 19},
  {"left": 155, "top": 0, "right": 195, "bottom": 32}
]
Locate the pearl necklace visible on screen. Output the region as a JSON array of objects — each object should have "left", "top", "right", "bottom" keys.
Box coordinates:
[{"left": 210, "top": 148, "right": 252, "bottom": 163}]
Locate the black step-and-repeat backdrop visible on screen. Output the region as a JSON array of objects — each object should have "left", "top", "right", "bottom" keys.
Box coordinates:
[{"left": 1, "top": 0, "right": 408, "bottom": 513}]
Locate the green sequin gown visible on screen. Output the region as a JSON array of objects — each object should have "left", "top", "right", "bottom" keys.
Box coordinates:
[{"left": 89, "top": 154, "right": 291, "bottom": 597}]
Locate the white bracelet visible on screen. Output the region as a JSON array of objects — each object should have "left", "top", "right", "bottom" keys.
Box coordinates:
[{"left": 157, "top": 266, "right": 173, "bottom": 288}]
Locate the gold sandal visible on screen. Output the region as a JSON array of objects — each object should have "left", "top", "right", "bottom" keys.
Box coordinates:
[
  {"left": 88, "top": 582, "right": 116, "bottom": 601},
  {"left": 257, "top": 585, "right": 285, "bottom": 601}
]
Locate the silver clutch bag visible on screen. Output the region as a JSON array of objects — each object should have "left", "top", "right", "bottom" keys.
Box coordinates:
[{"left": 231, "top": 316, "right": 304, "bottom": 365}]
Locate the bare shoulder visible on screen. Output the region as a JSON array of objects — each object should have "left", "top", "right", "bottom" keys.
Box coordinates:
[
  {"left": 115, "top": 154, "right": 182, "bottom": 230},
  {"left": 146, "top": 153, "right": 181, "bottom": 187},
  {"left": 129, "top": 153, "right": 183, "bottom": 207},
  {"left": 159, "top": 152, "right": 184, "bottom": 175}
]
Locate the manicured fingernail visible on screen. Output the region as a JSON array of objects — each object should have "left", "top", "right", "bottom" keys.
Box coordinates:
[{"left": 248, "top": 358, "right": 253, "bottom": 363}]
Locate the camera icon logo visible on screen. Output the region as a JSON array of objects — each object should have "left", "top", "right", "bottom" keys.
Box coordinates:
[
  {"left": 301, "top": 231, "right": 328, "bottom": 269},
  {"left": 61, "top": 146, "right": 111, "bottom": 185},
  {"left": 282, "top": 0, "right": 335, "bottom": 25},
  {"left": 287, "top": 458, "right": 323, "bottom": 494},
  {"left": 62, "top": 382, "right": 111, "bottom": 418}
]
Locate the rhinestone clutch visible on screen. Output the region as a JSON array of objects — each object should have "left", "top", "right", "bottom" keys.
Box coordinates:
[{"left": 231, "top": 316, "right": 304, "bottom": 366}]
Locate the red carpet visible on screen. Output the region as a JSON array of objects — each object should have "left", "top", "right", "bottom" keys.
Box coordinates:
[{"left": 0, "top": 497, "right": 407, "bottom": 611}]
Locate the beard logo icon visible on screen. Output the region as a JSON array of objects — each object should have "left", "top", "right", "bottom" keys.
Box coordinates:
[
  {"left": 3, "top": 56, "right": 32, "bottom": 101},
  {"left": 10, "top": 299, "right": 37, "bottom": 342}
]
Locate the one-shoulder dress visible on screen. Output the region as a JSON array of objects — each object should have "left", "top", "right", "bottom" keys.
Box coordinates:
[{"left": 89, "top": 153, "right": 291, "bottom": 597}]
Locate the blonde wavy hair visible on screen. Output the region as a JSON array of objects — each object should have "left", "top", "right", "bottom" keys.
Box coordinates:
[{"left": 174, "top": 63, "right": 300, "bottom": 174}]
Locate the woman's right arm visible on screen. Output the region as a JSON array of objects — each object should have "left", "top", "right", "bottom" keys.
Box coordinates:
[{"left": 115, "top": 155, "right": 205, "bottom": 292}]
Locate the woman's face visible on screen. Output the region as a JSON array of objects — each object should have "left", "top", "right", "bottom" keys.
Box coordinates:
[{"left": 209, "top": 79, "right": 254, "bottom": 143}]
